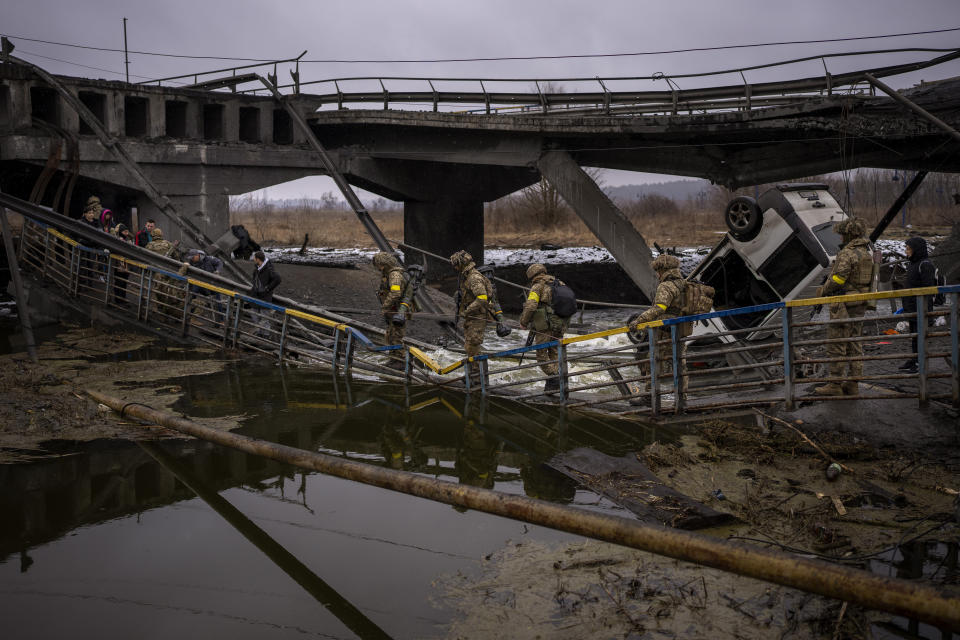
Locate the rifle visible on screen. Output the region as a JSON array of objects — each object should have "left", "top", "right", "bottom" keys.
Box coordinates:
[
  {"left": 518, "top": 329, "right": 536, "bottom": 366},
  {"left": 392, "top": 263, "right": 425, "bottom": 327},
  {"left": 812, "top": 272, "right": 831, "bottom": 317}
]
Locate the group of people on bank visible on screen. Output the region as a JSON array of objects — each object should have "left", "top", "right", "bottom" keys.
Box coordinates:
[
  {"left": 77, "top": 195, "right": 281, "bottom": 308},
  {"left": 373, "top": 215, "right": 941, "bottom": 400}
]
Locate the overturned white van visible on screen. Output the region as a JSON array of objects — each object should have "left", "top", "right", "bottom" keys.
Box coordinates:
[{"left": 689, "top": 183, "right": 849, "bottom": 341}]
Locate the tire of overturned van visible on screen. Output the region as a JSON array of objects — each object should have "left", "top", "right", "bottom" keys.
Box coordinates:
[{"left": 724, "top": 196, "right": 762, "bottom": 241}]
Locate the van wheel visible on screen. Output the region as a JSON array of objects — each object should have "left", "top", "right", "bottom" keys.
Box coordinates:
[{"left": 724, "top": 196, "right": 762, "bottom": 241}]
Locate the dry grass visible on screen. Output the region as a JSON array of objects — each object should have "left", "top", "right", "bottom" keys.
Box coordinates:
[
  {"left": 231, "top": 169, "right": 958, "bottom": 249},
  {"left": 231, "top": 204, "right": 404, "bottom": 247}
]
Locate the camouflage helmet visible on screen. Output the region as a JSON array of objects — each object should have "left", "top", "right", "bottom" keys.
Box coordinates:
[
  {"left": 833, "top": 217, "right": 866, "bottom": 238},
  {"left": 525, "top": 263, "right": 547, "bottom": 280},
  {"left": 650, "top": 254, "right": 681, "bottom": 272},
  {"left": 449, "top": 250, "right": 473, "bottom": 271},
  {"left": 372, "top": 251, "right": 400, "bottom": 271},
  {"left": 151, "top": 227, "right": 164, "bottom": 240}
]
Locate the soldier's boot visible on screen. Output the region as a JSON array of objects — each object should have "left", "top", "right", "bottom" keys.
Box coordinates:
[
  {"left": 813, "top": 383, "right": 844, "bottom": 396},
  {"left": 544, "top": 377, "right": 560, "bottom": 395},
  {"left": 841, "top": 381, "right": 859, "bottom": 396}
]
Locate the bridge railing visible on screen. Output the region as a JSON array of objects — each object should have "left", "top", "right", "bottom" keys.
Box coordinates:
[
  {"left": 250, "top": 47, "right": 960, "bottom": 116},
  {"left": 407, "top": 285, "right": 958, "bottom": 414},
  {"left": 15, "top": 216, "right": 959, "bottom": 415},
  {"left": 17, "top": 218, "right": 433, "bottom": 383}
]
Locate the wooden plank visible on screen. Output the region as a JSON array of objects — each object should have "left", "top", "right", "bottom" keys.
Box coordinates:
[{"left": 547, "top": 447, "right": 737, "bottom": 530}]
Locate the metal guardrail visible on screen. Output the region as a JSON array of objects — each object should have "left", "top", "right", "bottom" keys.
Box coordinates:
[
  {"left": 17, "top": 218, "right": 427, "bottom": 384},
  {"left": 260, "top": 47, "right": 960, "bottom": 116},
  {"left": 16, "top": 216, "right": 960, "bottom": 415}
]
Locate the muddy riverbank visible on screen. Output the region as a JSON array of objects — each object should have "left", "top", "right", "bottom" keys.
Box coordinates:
[{"left": 0, "top": 327, "right": 241, "bottom": 462}]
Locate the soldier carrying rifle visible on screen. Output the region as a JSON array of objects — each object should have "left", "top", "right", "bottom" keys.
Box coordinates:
[{"left": 812, "top": 218, "right": 875, "bottom": 397}]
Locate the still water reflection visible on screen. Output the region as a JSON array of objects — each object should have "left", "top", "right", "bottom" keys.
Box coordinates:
[{"left": 0, "top": 363, "right": 668, "bottom": 639}]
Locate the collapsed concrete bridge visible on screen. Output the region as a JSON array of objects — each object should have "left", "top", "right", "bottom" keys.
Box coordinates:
[{"left": 2, "top": 47, "right": 960, "bottom": 297}]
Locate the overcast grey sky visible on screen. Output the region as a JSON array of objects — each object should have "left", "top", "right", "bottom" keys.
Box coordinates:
[{"left": 4, "top": 0, "right": 960, "bottom": 197}]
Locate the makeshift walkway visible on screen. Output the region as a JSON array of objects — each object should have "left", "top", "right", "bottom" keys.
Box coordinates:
[{"left": 3, "top": 192, "right": 959, "bottom": 415}]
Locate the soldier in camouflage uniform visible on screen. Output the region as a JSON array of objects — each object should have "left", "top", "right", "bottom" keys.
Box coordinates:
[
  {"left": 450, "top": 250, "right": 492, "bottom": 377},
  {"left": 813, "top": 217, "right": 874, "bottom": 396},
  {"left": 519, "top": 263, "right": 570, "bottom": 393},
  {"left": 373, "top": 251, "right": 409, "bottom": 367},
  {"left": 628, "top": 255, "right": 691, "bottom": 401},
  {"left": 145, "top": 228, "right": 181, "bottom": 315}
]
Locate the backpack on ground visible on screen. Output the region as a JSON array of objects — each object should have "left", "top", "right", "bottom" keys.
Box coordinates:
[
  {"left": 550, "top": 279, "right": 577, "bottom": 318},
  {"left": 682, "top": 279, "right": 715, "bottom": 316},
  {"left": 922, "top": 259, "right": 946, "bottom": 305}
]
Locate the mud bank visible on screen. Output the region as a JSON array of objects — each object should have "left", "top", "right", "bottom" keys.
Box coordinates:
[
  {"left": 0, "top": 327, "right": 240, "bottom": 462},
  {"left": 438, "top": 416, "right": 960, "bottom": 639}
]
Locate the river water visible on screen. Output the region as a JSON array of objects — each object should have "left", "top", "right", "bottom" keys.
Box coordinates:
[{"left": 0, "top": 361, "right": 668, "bottom": 639}]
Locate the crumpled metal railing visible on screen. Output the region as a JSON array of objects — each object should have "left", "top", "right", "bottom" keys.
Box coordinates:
[{"left": 15, "top": 215, "right": 960, "bottom": 415}]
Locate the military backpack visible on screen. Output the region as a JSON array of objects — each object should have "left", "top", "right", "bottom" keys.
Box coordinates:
[
  {"left": 681, "top": 279, "right": 715, "bottom": 317},
  {"left": 549, "top": 279, "right": 578, "bottom": 318}
]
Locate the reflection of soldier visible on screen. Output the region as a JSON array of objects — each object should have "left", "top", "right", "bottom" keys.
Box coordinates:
[
  {"left": 378, "top": 423, "right": 407, "bottom": 470},
  {"left": 455, "top": 420, "right": 499, "bottom": 490},
  {"left": 813, "top": 218, "right": 874, "bottom": 397},
  {"left": 627, "top": 255, "right": 690, "bottom": 403},
  {"left": 373, "top": 252, "right": 409, "bottom": 367},
  {"left": 451, "top": 250, "right": 493, "bottom": 377},
  {"left": 519, "top": 263, "right": 570, "bottom": 394},
  {"left": 378, "top": 418, "right": 427, "bottom": 472},
  {"left": 520, "top": 461, "right": 577, "bottom": 504}
]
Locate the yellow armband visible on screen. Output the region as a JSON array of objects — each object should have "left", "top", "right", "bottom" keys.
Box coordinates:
[
  {"left": 831, "top": 275, "right": 846, "bottom": 285},
  {"left": 656, "top": 303, "right": 668, "bottom": 310},
  {"left": 477, "top": 294, "right": 488, "bottom": 300},
  {"left": 390, "top": 284, "right": 402, "bottom": 291},
  {"left": 527, "top": 291, "right": 540, "bottom": 302}
]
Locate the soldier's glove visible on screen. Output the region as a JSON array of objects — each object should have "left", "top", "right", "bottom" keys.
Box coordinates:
[
  {"left": 178, "top": 262, "right": 190, "bottom": 276},
  {"left": 391, "top": 312, "right": 407, "bottom": 327},
  {"left": 626, "top": 313, "right": 645, "bottom": 344},
  {"left": 495, "top": 322, "right": 511, "bottom": 338}
]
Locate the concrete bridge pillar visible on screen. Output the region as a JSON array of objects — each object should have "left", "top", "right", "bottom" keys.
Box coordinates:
[
  {"left": 404, "top": 199, "right": 483, "bottom": 278},
  {"left": 148, "top": 96, "right": 165, "bottom": 138},
  {"left": 6, "top": 82, "right": 32, "bottom": 129}
]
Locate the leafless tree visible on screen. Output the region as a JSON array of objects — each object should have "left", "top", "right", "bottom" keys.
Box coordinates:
[{"left": 519, "top": 165, "right": 605, "bottom": 228}]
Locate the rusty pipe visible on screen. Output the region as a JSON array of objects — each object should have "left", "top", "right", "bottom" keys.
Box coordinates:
[{"left": 87, "top": 390, "right": 960, "bottom": 631}]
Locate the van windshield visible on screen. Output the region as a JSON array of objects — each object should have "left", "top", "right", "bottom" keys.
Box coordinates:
[
  {"left": 698, "top": 249, "right": 779, "bottom": 330},
  {"left": 759, "top": 234, "right": 820, "bottom": 297},
  {"left": 812, "top": 222, "right": 844, "bottom": 257}
]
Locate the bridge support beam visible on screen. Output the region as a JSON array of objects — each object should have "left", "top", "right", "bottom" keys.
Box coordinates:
[
  {"left": 404, "top": 199, "right": 483, "bottom": 278},
  {"left": 536, "top": 150, "right": 659, "bottom": 300}
]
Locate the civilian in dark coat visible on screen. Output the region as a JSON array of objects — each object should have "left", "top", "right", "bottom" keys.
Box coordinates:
[
  {"left": 899, "top": 236, "right": 937, "bottom": 372},
  {"left": 251, "top": 251, "right": 281, "bottom": 303}
]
